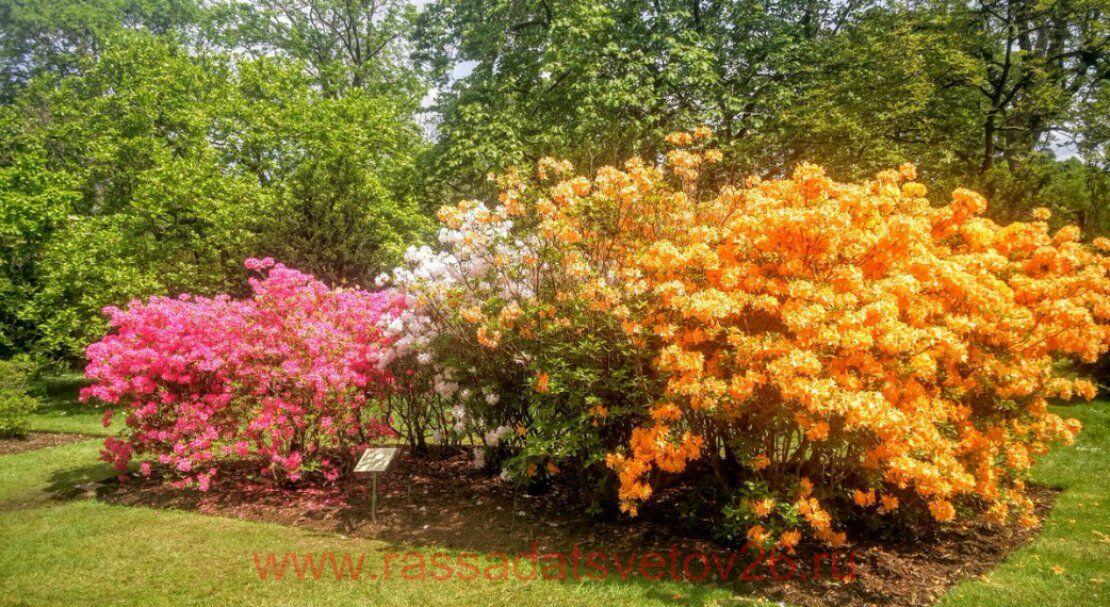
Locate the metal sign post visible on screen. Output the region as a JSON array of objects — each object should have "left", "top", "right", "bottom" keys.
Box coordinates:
[{"left": 354, "top": 447, "right": 398, "bottom": 524}]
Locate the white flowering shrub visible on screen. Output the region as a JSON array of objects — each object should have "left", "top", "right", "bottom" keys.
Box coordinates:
[{"left": 382, "top": 177, "right": 657, "bottom": 503}]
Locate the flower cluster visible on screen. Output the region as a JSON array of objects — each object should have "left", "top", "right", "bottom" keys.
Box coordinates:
[
  {"left": 392, "top": 129, "right": 1108, "bottom": 546},
  {"left": 82, "top": 130, "right": 1108, "bottom": 544},
  {"left": 383, "top": 164, "right": 656, "bottom": 487},
  {"left": 82, "top": 259, "right": 407, "bottom": 488},
  {"left": 597, "top": 136, "right": 1106, "bottom": 545}
]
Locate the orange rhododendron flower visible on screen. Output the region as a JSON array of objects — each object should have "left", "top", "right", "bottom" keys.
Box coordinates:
[
  {"left": 747, "top": 525, "right": 771, "bottom": 547},
  {"left": 753, "top": 498, "right": 776, "bottom": 518},
  {"left": 534, "top": 372, "right": 550, "bottom": 394},
  {"left": 779, "top": 529, "right": 802, "bottom": 552},
  {"left": 406, "top": 127, "right": 1108, "bottom": 546}
]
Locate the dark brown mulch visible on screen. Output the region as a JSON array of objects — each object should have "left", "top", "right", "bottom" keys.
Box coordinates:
[
  {"left": 0, "top": 432, "right": 90, "bottom": 456},
  {"left": 100, "top": 448, "right": 1058, "bottom": 607}
]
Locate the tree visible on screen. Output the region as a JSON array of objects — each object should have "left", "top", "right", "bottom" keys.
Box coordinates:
[
  {"left": 217, "top": 0, "right": 424, "bottom": 99},
  {"left": 0, "top": 33, "right": 428, "bottom": 363},
  {"left": 0, "top": 34, "right": 268, "bottom": 361},
  {"left": 228, "top": 57, "right": 430, "bottom": 285},
  {"left": 952, "top": 0, "right": 1106, "bottom": 176},
  {"left": 940, "top": 0, "right": 1109, "bottom": 232},
  {"left": 414, "top": 0, "right": 1107, "bottom": 232},
  {"left": 0, "top": 0, "right": 202, "bottom": 100}
]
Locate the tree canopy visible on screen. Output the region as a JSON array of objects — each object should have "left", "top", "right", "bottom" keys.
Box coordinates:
[
  {"left": 414, "top": 0, "right": 1106, "bottom": 222},
  {"left": 0, "top": 0, "right": 1105, "bottom": 364}
]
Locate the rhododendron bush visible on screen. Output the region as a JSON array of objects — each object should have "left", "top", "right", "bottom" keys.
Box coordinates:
[
  {"left": 78, "top": 128, "right": 1109, "bottom": 547},
  {"left": 391, "top": 129, "right": 1109, "bottom": 545},
  {"left": 383, "top": 165, "right": 657, "bottom": 492},
  {"left": 600, "top": 139, "right": 1108, "bottom": 547},
  {"left": 82, "top": 258, "right": 407, "bottom": 488}
]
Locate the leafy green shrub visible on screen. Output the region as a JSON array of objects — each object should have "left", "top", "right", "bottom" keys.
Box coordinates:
[{"left": 0, "top": 357, "right": 39, "bottom": 438}]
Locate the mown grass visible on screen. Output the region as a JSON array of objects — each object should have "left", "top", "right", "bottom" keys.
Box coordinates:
[
  {"left": 3, "top": 417, "right": 752, "bottom": 606},
  {"left": 937, "top": 400, "right": 1108, "bottom": 607},
  {"left": 1, "top": 399, "right": 1106, "bottom": 606},
  {"left": 25, "top": 373, "right": 119, "bottom": 436}
]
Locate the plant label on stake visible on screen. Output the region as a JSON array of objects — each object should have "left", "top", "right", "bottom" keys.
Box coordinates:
[{"left": 354, "top": 447, "right": 398, "bottom": 524}]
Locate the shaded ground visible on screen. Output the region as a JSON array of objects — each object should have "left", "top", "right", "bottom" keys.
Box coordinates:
[
  {"left": 101, "top": 447, "right": 1058, "bottom": 607},
  {"left": 0, "top": 432, "right": 89, "bottom": 456}
]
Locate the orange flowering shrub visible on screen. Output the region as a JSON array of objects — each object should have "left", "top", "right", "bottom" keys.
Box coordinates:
[
  {"left": 393, "top": 129, "right": 1109, "bottom": 545},
  {"left": 603, "top": 135, "right": 1106, "bottom": 545}
]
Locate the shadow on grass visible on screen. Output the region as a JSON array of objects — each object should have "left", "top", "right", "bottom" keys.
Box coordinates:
[
  {"left": 35, "top": 395, "right": 99, "bottom": 418},
  {"left": 34, "top": 372, "right": 90, "bottom": 400},
  {"left": 27, "top": 378, "right": 113, "bottom": 436},
  {"left": 45, "top": 461, "right": 115, "bottom": 501}
]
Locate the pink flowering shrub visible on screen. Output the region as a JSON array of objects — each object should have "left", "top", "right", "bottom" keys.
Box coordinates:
[{"left": 82, "top": 258, "right": 407, "bottom": 488}]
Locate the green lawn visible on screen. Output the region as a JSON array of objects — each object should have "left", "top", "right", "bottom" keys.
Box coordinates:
[
  {"left": 938, "top": 401, "right": 1109, "bottom": 607},
  {"left": 26, "top": 373, "right": 120, "bottom": 437},
  {"left": 1, "top": 399, "right": 1106, "bottom": 607}
]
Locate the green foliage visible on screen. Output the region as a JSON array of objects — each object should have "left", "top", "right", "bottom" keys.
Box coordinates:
[
  {"left": 0, "top": 357, "right": 40, "bottom": 438},
  {"left": 1, "top": 0, "right": 1106, "bottom": 368},
  {"left": 1, "top": 34, "right": 269, "bottom": 362},
  {"left": 978, "top": 155, "right": 1110, "bottom": 232},
  {"left": 509, "top": 313, "right": 656, "bottom": 502},
  {"left": 0, "top": 0, "right": 202, "bottom": 100},
  {"left": 0, "top": 111, "right": 81, "bottom": 354},
  {"left": 0, "top": 32, "right": 428, "bottom": 363},
  {"left": 415, "top": 0, "right": 1107, "bottom": 232},
  {"left": 230, "top": 59, "right": 430, "bottom": 285},
  {"left": 222, "top": 0, "right": 424, "bottom": 98}
]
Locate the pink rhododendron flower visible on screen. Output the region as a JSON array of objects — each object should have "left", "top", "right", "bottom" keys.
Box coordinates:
[{"left": 82, "top": 259, "right": 405, "bottom": 489}]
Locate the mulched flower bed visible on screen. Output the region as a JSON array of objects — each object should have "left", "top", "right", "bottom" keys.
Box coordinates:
[
  {"left": 100, "top": 447, "right": 1057, "bottom": 607},
  {"left": 0, "top": 432, "right": 90, "bottom": 456}
]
